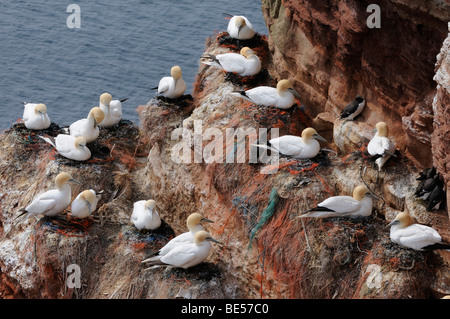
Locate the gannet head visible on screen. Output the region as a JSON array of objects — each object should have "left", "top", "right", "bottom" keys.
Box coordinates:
[
  {"left": 301, "top": 127, "right": 327, "bottom": 143},
  {"left": 388, "top": 212, "right": 414, "bottom": 229},
  {"left": 89, "top": 107, "right": 105, "bottom": 126},
  {"left": 352, "top": 185, "right": 376, "bottom": 201},
  {"left": 234, "top": 16, "right": 246, "bottom": 28},
  {"left": 100, "top": 93, "right": 112, "bottom": 107},
  {"left": 171, "top": 65, "right": 183, "bottom": 80},
  {"left": 240, "top": 47, "right": 255, "bottom": 58},
  {"left": 277, "top": 79, "right": 301, "bottom": 99},
  {"left": 55, "top": 172, "right": 81, "bottom": 189},
  {"left": 193, "top": 230, "right": 221, "bottom": 245},
  {"left": 74, "top": 136, "right": 88, "bottom": 150},
  {"left": 144, "top": 199, "right": 156, "bottom": 211},
  {"left": 80, "top": 190, "right": 96, "bottom": 214},
  {"left": 375, "top": 122, "right": 389, "bottom": 137},
  {"left": 187, "top": 213, "right": 214, "bottom": 230},
  {"left": 35, "top": 103, "right": 47, "bottom": 114}
]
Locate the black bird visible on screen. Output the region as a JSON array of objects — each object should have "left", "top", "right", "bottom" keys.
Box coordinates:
[
  {"left": 340, "top": 95, "right": 366, "bottom": 120},
  {"left": 427, "top": 178, "right": 445, "bottom": 211}
]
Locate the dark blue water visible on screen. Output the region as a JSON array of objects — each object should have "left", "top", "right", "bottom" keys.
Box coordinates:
[{"left": 0, "top": 0, "right": 267, "bottom": 131}]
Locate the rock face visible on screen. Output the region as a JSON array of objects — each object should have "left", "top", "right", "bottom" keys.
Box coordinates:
[{"left": 0, "top": 0, "right": 449, "bottom": 300}]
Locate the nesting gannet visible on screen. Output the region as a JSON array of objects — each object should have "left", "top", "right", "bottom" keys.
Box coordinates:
[
  {"left": 142, "top": 231, "right": 220, "bottom": 269},
  {"left": 231, "top": 79, "right": 301, "bottom": 109},
  {"left": 153, "top": 65, "right": 186, "bottom": 100},
  {"left": 67, "top": 107, "right": 105, "bottom": 143},
  {"left": 227, "top": 15, "right": 256, "bottom": 40},
  {"left": 22, "top": 103, "right": 51, "bottom": 130},
  {"left": 388, "top": 212, "right": 450, "bottom": 251},
  {"left": 254, "top": 128, "right": 327, "bottom": 159},
  {"left": 367, "top": 122, "right": 396, "bottom": 170},
  {"left": 41, "top": 135, "right": 91, "bottom": 161},
  {"left": 70, "top": 189, "right": 101, "bottom": 219},
  {"left": 97, "top": 93, "right": 127, "bottom": 128},
  {"left": 201, "top": 47, "right": 261, "bottom": 77},
  {"left": 142, "top": 213, "right": 214, "bottom": 261},
  {"left": 340, "top": 96, "right": 366, "bottom": 120},
  {"left": 130, "top": 199, "right": 161, "bottom": 231},
  {"left": 300, "top": 185, "right": 376, "bottom": 218}
]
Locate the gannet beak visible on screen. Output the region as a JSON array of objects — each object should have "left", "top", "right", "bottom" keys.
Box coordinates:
[
  {"left": 386, "top": 219, "right": 399, "bottom": 228},
  {"left": 313, "top": 133, "right": 327, "bottom": 143},
  {"left": 206, "top": 237, "right": 221, "bottom": 244},
  {"left": 69, "top": 178, "right": 82, "bottom": 185},
  {"left": 366, "top": 192, "right": 379, "bottom": 200},
  {"left": 40, "top": 112, "right": 46, "bottom": 121},
  {"left": 86, "top": 201, "right": 92, "bottom": 216},
  {"left": 288, "top": 88, "right": 302, "bottom": 100},
  {"left": 200, "top": 217, "right": 214, "bottom": 223},
  {"left": 372, "top": 128, "right": 378, "bottom": 134}
]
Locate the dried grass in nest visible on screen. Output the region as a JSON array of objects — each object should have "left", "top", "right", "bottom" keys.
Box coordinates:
[
  {"left": 150, "top": 94, "right": 194, "bottom": 109},
  {"left": 224, "top": 69, "right": 272, "bottom": 88},
  {"left": 215, "top": 32, "right": 269, "bottom": 60},
  {"left": 121, "top": 221, "right": 176, "bottom": 253},
  {"left": 37, "top": 213, "right": 95, "bottom": 238}
]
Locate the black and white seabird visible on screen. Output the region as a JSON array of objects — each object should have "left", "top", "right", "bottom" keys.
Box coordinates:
[
  {"left": 339, "top": 95, "right": 366, "bottom": 121},
  {"left": 426, "top": 177, "right": 445, "bottom": 211}
]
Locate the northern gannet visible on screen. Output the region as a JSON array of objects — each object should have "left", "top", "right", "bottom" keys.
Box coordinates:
[
  {"left": 67, "top": 107, "right": 105, "bottom": 143},
  {"left": 367, "top": 122, "right": 396, "bottom": 170},
  {"left": 300, "top": 185, "right": 376, "bottom": 218},
  {"left": 22, "top": 103, "right": 51, "bottom": 130},
  {"left": 153, "top": 65, "right": 186, "bottom": 100},
  {"left": 227, "top": 15, "right": 255, "bottom": 40},
  {"left": 41, "top": 135, "right": 91, "bottom": 161},
  {"left": 97, "top": 93, "right": 126, "bottom": 128},
  {"left": 142, "top": 231, "right": 220, "bottom": 269},
  {"left": 231, "top": 79, "right": 301, "bottom": 109},
  {"left": 254, "top": 127, "right": 327, "bottom": 159},
  {"left": 388, "top": 212, "right": 450, "bottom": 251},
  {"left": 70, "top": 189, "right": 101, "bottom": 219},
  {"left": 130, "top": 199, "right": 161, "bottom": 231},
  {"left": 141, "top": 213, "right": 213, "bottom": 261},
  {"left": 339, "top": 96, "right": 366, "bottom": 120},
  {"left": 201, "top": 47, "right": 261, "bottom": 77}
]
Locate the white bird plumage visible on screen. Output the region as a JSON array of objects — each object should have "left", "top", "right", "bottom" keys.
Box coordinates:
[
  {"left": 388, "top": 212, "right": 450, "bottom": 251},
  {"left": 231, "top": 79, "right": 301, "bottom": 109},
  {"left": 131, "top": 199, "right": 161, "bottom": 231},
  {"left": 142, "top": 230, "right": 220, "bottom": 269},
  {"left": 41, "top": 135, "right": 91, "bottom": 161},
  {"left": 97, "top": 93, "right": 125, "bottom": 128},
  {"left": 67, "top": 107, "right": 105, "bottom": 143},
  {"left": 300, "top": 185, "right": 376, "bottom": 218},
  {"left": 155, "top": 65, "right": 186, "bottom": 99},
  {"left": 141, "top": 213, "right": 214, "bottom": 261},
  {"left": 22, "top": 103, "right": 51, "bottom": 130},
  {"left": 70, "top": 189, "right": 101, "bottom": 219},
  {"left": 254, "top": 127, "right": 326, "bottom": 159},
  {"left": 201, "top": 47, "right": 261, "bottom": 77},
  {"left": 227, "top": 15, "right": 255, "bottom": 40},
  {"left": 367, "top": 122, "right": 396, "bottom": 170}
]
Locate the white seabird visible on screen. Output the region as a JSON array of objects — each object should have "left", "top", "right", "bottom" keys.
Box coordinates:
[
  {"left": 41, "top": 135, "right": 91, "bottom": 161},
  {"left": 22, "top": 103, "right": 51, "bottom": 130},
  {"left": 201, "top": 47, "right": 261, "bottom": 77},
  {"left": 97, "top": 93, "right": 127, "bottom": 128},
  {"left": 367, "top": 122, "right": 396, "bottom": 170},
  {"left": 388, "top": 212, "right": 450, "bottom": 251},
  {"left": 141, "top": 213, "right": 214, "bottom": 261},
  {"left": 70, "top": 189, "right": 101, "bottom": 219},
  {"left": 300, "top": 185, "right": 376, "bottom": 218},
  {"left": 231, "top": 79, "right": 301, "bottom": 109},
  {"left": 339, "top": 95, "right": 366, "bottom": 120},
  {"left": 67, "top": 107, "right": 105, "bottom": 143},
  {"left": 254, "top": 127, "right": 327, "bottom": 159},
  {"left": 142, "top": 230, "right": 220, "bottom": 269},
  {"left": 130, "top": 199, "right": 161, "bottom": 231},
  {"left": 227, "top": 15, "right": 255, "bottom": 40},
  {"left": 153, "top": 65, "right": 186, "bottom": 100}
]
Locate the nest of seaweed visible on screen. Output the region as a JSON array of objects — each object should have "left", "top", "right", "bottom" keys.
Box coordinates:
[
  {"left": 216, "top": 32, "right": 268, "bottom": 52},
  {"left": 38, "top": 213, "right": 95, "bottom": 238},
  {"left": 224, "top": 69, "right": 272, "bottom": 88},
  {"left": 150, "top": 94, "right": 194, "bottom": 109}
]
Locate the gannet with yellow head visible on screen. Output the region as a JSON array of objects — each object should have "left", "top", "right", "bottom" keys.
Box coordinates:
[
  {"left": 97, "top": 92, "right": 127, "bottom": 128},
  {"left": 300, "top": 185, "right": 376, "bottom": 218},
  {"left": 367, "top": 122, "right": 396, "bottom": 170},
  {"left": 68, "top": 107, "right": 105, "bottom": 143},
  {"left": 201, "top": 46, "right": 261, "bottom": 77},
  {"left": 70, "top": 189, "right": 101, "bottom": 219},
  {"left": 41, "top": 135, "right": 91, "bottom": 161},
  {"left": 130, "top": 199, "right": 161, "bottom": 231},
  {"left": 153, "top": 65, "right": 186, "bottom": 99},
  {"left": 227, "top": 15, "right": 255, "bottom": 40},
  {"left": 231, "top": 79, "right": 302, "bottom": 109},
  {"left": 22, "top": 103, "right": 51, "bottom": 130}
]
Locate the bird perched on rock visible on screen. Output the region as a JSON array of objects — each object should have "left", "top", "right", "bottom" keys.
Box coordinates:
[
  {"left": 426, "top": 175, "right": 445, "bottom": 211},
  {"left": 142, "top": 231, "right": 220, "bottom": 269},
  {"left": 141, "top": 213, "right": 214, "bottom": 261},
  {"left": 388, "top": 212, "right": 450, "bottom": 251},
  {"left": 231, "top": 79, "right": 301, "bottom": 109},
  {"left": 254, "top": 127, "right": 326, "bottom": 159},
  {"left": 226, "top": 15, "right": 255, "bottom": 40},
  {"left": 66, "top": 107, "right": 105, "bottom": 143},
  {"left": 41, "top": 135, "right": 91, "bottom": 161},
  {"left": 201, "top": 47, "right": 261, "bottom": 77},
  {"left": 339, "top": 95, "right": 366, "bottom": 121},
  {"left": 130, "top": 199, "right": 161, "bottom": 231},
  {"left": 300, "top": 185, "right": 376, "bottom": 218},
  {"left": 367, "top": 122, "right": 396, "bottom": 170},
  {"left": 1, "top": 172, "right": 81, "bottom": 241},
  {"left": 22, "top": 103, "right": 51, "bottom": 130},
  {"left": 70, "top": 189, "right": 101, "bottom": 219},
  {"left": 97, "top": 93, "right": 127, "bottom": 128},
  {"left": 153, "top": 65, "right": 186, "bottom": 100}
]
